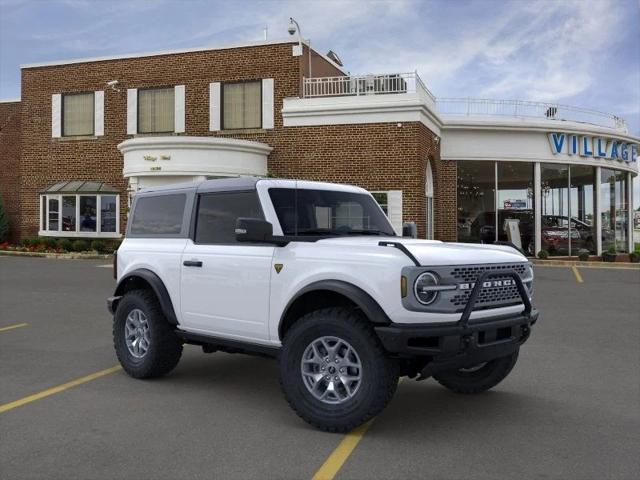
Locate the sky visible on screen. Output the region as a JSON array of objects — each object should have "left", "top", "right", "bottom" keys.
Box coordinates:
[{"left": 0, "top": 0, "right": 639, "bottom": 205}]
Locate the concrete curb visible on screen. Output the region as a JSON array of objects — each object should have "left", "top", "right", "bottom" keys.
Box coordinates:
[
  {"left": 0, "top": 250, "right": 112, "bottom": 260},
  {"left": 531, "top": 259, "right": 640, "bottom": 270}
]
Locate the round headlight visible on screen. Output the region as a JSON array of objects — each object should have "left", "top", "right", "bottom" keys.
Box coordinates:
[{"left": 414, "top": 272, "right": 439, "bottom": 305}]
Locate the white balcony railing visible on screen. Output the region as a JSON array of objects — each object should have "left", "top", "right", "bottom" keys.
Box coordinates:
[
  {"left": 436, "top": 98, "right": 628, "bottom": 132},
  {"left": 303, "top": 72, "right": 436, "bottom": 102},
  {"left": 302, "top": 73, "right": 628, "bottom": 132}
]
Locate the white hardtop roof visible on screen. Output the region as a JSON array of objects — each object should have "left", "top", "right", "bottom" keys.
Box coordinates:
[{"left": 135, "top": 176, "right": 367, "bottom": 195}]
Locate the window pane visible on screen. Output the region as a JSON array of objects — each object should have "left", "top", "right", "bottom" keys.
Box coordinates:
[
  {"left": 497, "top": 162, "right": 534, "bottom": 253},
  {"left": 41, "top": 196, "right": 46, "bottom": 231},
  {"left": 63, "top": 93, "right": 94, "bottom": 136},
  {"left": 371, "top": 192, "right": 388, "bottom": 214},
  {"left": 130, "top": 194, "right": 186, "bottom": 235},
  {"left": 62, "top": 196, "right": 76, "bottom": 232},
  {"left": 79, "top": 196, "right": 97, "bottom": 232},
  {"left": 569, "top": 166, "right": 596, "bottom": 254},
  {"left": 457, "top": 161, "right": 496, "bottom": 243},
  {"left": 138, "top": 88, "right": 175, "bottom": 133},
  {"left": 602, "top": 169, "right": 629, "bottom": 253},
  {"left": 100, "top": 195, "right": 117, "bottom": 233},
  {"left": 268, "top": 188, "right": 395, "bottom": 236},
  {"left": 48, "top": 197, "right": 59, "bottom": 231},
  {"left": 223, "top": 81, "right": 261, "bottom": 129},
  {"left": 195, "top": 192, "right": 263, "bottom": 244},
  {"left": 541, "top": 164, "right": 569, "bottom": 255}
]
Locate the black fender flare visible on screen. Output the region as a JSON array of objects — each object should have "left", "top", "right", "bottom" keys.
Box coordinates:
[
  {"left": 279, "top": 279, "right": 391, "bottom": 338},
  {"left": 111, "top": 269, "right": 178, "bottom": 325}
]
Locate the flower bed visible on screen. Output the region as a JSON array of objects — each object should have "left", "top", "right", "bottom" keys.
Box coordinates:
[{"left": 0, "top": 237, "right": 121, "bottom": 254}]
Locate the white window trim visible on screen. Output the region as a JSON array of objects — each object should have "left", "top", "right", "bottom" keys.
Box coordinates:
[
  {"left": 52, "top": 94, "right": 62, "bottom": 138},
  {"left": 127, "top": 88, "right": 137, "bottom": 135},
  {"left": 174, "top": 85, "right": 185, "bottom": 133},
  {"left": 209, "top": 82, "right": 221, "bottom": 131},
  {"left": 38, "top": 193, "right": 121, "bottom": 238},
  {"left": 371, "top": 190, "right": 403, "bottom": 235},
  {"left": 94, "top": 90, "right": 104, "bottom": 136}
]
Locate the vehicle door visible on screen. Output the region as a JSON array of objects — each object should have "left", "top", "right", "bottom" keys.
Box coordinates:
[{"left": 180, "top": 190, "right": 274, "bottom": 342}]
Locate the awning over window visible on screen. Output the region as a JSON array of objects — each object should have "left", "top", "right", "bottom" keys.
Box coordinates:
[{"left": 41, "top": 181, "right": 120, "bottom": 194}]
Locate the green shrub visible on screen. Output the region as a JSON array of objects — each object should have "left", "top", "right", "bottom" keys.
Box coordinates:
[
  {"left": 0, "top": 196, "right": 9, "bottom": 243},
  {"left": 59, "top": 239, "right": 73, "bottom": 252},
  {"left": 577, "top": 249, "right": 590, "bottom": 261},
  {"left": 106, "top": 239, "right": 122, "bottom": 252},
  {"left": 21, "top": 237, "right": 34, "bottom": 247},
  {"left": 537, "top": 249, "right": 549, "bottom": 260},
  {"left": 41, "top": 237, "right": 58, "bottom": 249},
  {"left": 629, "top": 252, "right": 640, "bottom": 263},
  {"left": 606, "top": 244, "right": 617, "bottom": 254},
  {"left": 90, "top": 239, "right": 106, "bottom": 253},
  {"left": 71, "top": 239, "right": 89, "bottom": 252}
]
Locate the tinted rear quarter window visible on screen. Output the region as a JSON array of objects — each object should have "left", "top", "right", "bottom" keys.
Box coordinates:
[
  {"left": 130, "top": 194, "right": 186, "bottom": 235},
  {"left": 195, "top": 191, "right": 263, "bottom": 244}
]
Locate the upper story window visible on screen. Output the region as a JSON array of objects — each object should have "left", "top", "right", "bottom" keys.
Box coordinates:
[
  {"left": 138, "top": 87, "right": 175, "bottom": 134},
  {"left": 222, "top": 81, "right": 261, "bottom": 130},
  {"left": 63, "top": 92, "right": 94, "bottom": 136}
]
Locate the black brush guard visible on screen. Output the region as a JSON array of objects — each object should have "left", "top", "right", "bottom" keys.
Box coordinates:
[{"left": 374, "top": 270, "right": 538, "bottom": 378}]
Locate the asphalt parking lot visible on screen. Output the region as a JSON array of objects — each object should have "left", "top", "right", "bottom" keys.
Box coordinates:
[{"left": 1, "top": 256, "right": 639, "bottom": 480}]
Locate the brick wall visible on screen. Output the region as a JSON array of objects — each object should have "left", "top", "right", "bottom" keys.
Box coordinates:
[
  {"left": 17, "top": 40, "right": 452, "bottom": 242},
  {"left": 0, "top": 101, "right": 21, "bottom": 242}
]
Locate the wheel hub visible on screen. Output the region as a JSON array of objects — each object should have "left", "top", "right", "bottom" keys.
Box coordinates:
[
  {"left": 125, "top": 308, "right": 150, "bottom": 358},
  {"left": 300, "top": 336, "right": 362, "bottom": 405}
]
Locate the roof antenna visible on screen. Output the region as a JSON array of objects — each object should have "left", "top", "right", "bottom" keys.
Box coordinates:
[{"left": 263, "top": 25, "right": 268, "bottom": 41}]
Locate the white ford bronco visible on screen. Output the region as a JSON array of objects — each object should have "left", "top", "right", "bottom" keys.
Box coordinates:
[{"left": 109, "top": 177, "right": 537, "bottom": 432}]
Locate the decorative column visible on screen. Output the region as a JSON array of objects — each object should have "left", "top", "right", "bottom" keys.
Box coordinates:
[
  {"left": 595, "top": 167, "right": 602, "bottom": 256},
  {"left": 534, "top": 162, "right": 541, "bottom": 255}
]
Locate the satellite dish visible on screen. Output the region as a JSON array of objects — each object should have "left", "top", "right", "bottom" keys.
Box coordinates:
[{"left": 326, "top": 50, "right": 343, "bottom": 67}]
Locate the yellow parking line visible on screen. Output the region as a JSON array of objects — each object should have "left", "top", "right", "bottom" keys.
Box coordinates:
[
  {"left": 0, "top": 323, "right": 28, "bottom": 333},
  {"left": 0, "top": 365, "right": 122, "bottom": 414},
  {"left": 312, "top": 378, "right": 404, "bottom": 480},
  {"left": 312, "top": 419, "right": 375, "bottom": 480},
  {"left": 571, "top": 265, "right": 584, "bottom": 283}
]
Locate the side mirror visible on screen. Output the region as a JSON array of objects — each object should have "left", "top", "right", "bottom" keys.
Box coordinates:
[
  {"left": 235, "top": 217, "right": 289, "bottom": 246},
  {"left": 235, "top": 218, "right": 273, "bottom": 243}
]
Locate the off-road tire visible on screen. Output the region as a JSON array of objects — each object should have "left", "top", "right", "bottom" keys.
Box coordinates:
[
  {"left": 279, "top": 307, "right": 399, "bottom": 433},
  {"left": 113, "top": 289, "right": 183, "bottom": 379},
  {"left": 433, "top": 349, "right": 519, "bottom": 394}
]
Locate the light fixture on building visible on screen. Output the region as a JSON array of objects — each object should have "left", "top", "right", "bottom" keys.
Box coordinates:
[
  {"left": 288, "top": 17, "right": 312, "bottom": 78},
  {"left": 106, "top": 80, "right": 120, "bottom": 92}
]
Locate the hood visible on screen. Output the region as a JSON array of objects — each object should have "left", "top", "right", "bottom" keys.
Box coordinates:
[{"left": 316, "top": 237, "right": 528, "bottom": 266}]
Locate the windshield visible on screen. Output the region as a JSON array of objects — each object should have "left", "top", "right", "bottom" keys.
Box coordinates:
[{"left": 268, "top": 188, "right": 396, "bottom": 237}]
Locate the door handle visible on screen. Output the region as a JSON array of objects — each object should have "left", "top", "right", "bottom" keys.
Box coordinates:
[{"left": 183, "top": 260, "right": 203, "bottom": 267}]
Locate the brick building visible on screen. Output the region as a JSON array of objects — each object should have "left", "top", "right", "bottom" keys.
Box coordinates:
[{"left": 0, "top": 38, "right": 637, "bottom": 254}]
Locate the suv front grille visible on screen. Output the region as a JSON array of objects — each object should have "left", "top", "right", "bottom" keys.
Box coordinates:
[{"left": 448, "top": 264, "right": 530, "bottom": 312}]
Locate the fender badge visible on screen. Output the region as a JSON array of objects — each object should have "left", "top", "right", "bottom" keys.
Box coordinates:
[{"left": 274, "top": 263, "right": 284, "bottom": 274}]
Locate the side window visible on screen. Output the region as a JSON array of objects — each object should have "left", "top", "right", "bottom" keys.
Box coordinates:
[
  {"left": 195, "top": 191, "right": 263, "bottom": 244},
  {"left": 130, "top": 194, "right": 186, "bottom": 235}
]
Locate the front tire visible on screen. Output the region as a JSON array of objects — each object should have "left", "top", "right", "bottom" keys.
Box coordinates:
[
  {"left": 433, "top": 349, "right": 519, "bottom": 394},
  {"left": 279, "top": 307, "right": 399, "bottom": 433},
  {"left": 113, "top": 289, "right": 183, "bottom": 379}
]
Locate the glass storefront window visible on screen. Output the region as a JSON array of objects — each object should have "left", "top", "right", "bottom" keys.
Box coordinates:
[
  {"left": 569, "top": 166, "right": 596, "bottom": 254},
  {"left": 601, "top": 168, "right": 628, "bottom": 253},
  {"left": 457, "top": 161, "right": 496, "bottom": 243},
  {"left": 497, "top": 162, "right": 534, "bottom": 253},
  {"left": 541, "top": 164, "right": 570, "bottom": 255}
]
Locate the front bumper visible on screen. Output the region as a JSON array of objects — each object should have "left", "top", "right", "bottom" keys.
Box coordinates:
[
  {"left": 375, "top": 309, "right": 537, "bottom": 373},
  {"left": 376, "top": 268, "right": 538, "bottom": 376}
]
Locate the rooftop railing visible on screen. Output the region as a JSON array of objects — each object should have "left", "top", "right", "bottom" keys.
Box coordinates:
[
  {"left": 436, "top": 98, "right": 627, "bottom": 132},
  {"left": 301, "top": 73, "right": 627, "bottom": 132},
  {"left": 303, "top": 72, "right": 436, "bottom": 102}
]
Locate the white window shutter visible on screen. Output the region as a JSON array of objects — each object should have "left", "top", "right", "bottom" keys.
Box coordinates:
[
  {"left": 262, "top": 78, "right": 274, "bottom": 129},
  {"left": 51, "top": 94, "right": 62, "bottom": 138},
  {"left": 127, "top": 88, "right": 137, "bottom": 135},
  {"left": 387, "top": 190, "right": 403, "bottom": 235},
  {"left": 94, "top": 91, "right": 104, "bottom": 136},
  {"left": 174, "top": 85, "right": 185, "bottom": 133},
  {"left": 209, "top": 82, "right": 221, "bottom": 131}
]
